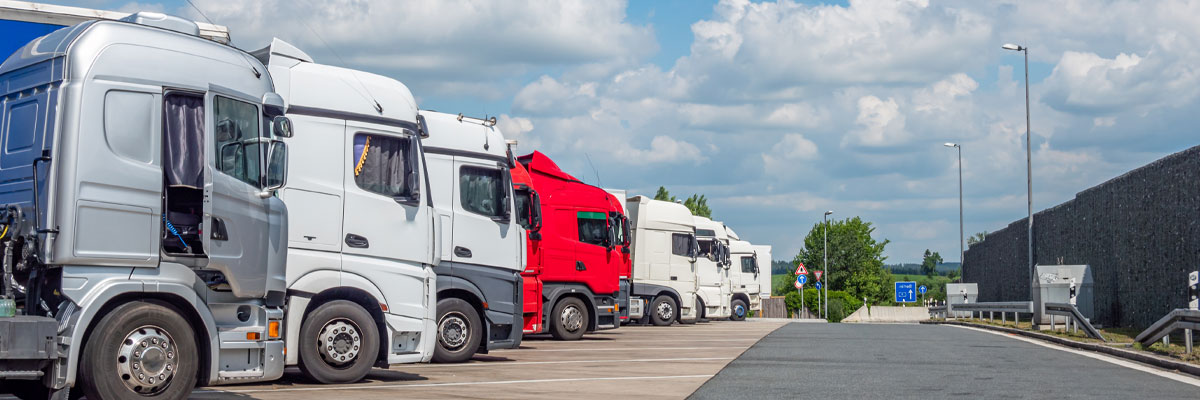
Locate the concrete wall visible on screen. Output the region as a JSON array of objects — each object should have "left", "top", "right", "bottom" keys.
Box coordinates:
[{"left": 963, "top": 144, "right": 1200, "bottom": 329}]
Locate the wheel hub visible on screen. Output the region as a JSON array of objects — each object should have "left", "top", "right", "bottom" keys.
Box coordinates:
[
  {"left": 735, "top": 304, "right": 746, "bottom": 317},
  {"left": 560, "top": 305, "right": 584, "bottom": 332},
  {"left": 317, "top": 319, "right": 361, "bottom": 366},
  {"left": 116, "top": 325, "right": 178, "bottom": 394},
  {"left": 438, "top": 312, "right": 470, "bottom": 350},
  {"left": 656, "top": 302, "right": 674, "bottom": 321}
]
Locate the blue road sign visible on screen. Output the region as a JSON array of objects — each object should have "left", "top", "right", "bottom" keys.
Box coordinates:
[
  {"left": 796, "top": 274, "right": 808, "bottom": 285},
  {"left": 895, "top": 281, "right": 917, "bottom": 303},
  {"left": 918, "top": 285, "right": 928, "bottom": 295},
  {"left": 814, "top": 281, "right": 822, "bottom": 290}
]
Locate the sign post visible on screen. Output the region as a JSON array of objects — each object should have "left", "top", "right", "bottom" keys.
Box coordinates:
[{"left": 795, "top": 274, "right": 808, "bottom": 319}]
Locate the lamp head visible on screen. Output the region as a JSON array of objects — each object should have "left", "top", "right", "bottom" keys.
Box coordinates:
[
  {"left": 824, "top": 210, "right": 833, "bottom": 216},
  {"left": 1002, "top": 43, "right": 1022, "bottom": 51},
  {"left": 944, "top": 142, "right": 958, "bottom": 148}
]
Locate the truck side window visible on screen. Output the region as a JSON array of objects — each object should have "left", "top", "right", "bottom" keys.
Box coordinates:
[
  {"left": 460, "top": 166, "right": 507, "bottom": 218},
  {"left": 577, "top": 211, "right": 608, "bottom": 246},
  {"left": 671, "top": 233, "right": 691, "bottom": 256},
  {"left": 213, "top": 96, "right": 262, "bottom": 188},
  {"left": 353, "top": 133, "right": 419, "bottom": 199},
  {"left": 741, "top": 256, "right": 755, "bottom": 273}
]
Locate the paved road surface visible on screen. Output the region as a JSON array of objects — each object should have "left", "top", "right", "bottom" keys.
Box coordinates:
[{"left": 690, "top": 323, "right": 1200, "bottom": 399}]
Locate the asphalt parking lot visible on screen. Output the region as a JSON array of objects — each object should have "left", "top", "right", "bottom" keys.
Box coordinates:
[{"left": 190, "top": 319, "right": 788, "bottom": 399}]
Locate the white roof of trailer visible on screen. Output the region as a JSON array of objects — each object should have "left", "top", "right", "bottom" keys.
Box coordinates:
[{"left": 419, "top": 110, "right": 508, "bottom": 160}]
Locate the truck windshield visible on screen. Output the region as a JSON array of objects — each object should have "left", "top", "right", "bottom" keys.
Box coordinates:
[{"left": 514, "top": 187, "right": 533, "bottom": 230}]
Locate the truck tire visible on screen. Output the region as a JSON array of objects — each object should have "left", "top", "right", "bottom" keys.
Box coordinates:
[
  {"left": 678, "top": 298, "right": 699, "bottom": 324},
  {"left": 731, "top": 299, "right": 748, "bottom": 321},
  {"left": 697, "top": 298, "right": 709, "bottom": 322},
  {"left": 649, "top": 295, "right": 676, "bottom": 326},
  {"left": 550, "top": 297, "right": 588, "bottom": 340},
  {"left": 298, "top": 300, "right": 380, "bottom": 384},
  {"left": 433, "top": 298, "right": 482, "bottom": 363},
  {"left": 79, "top": 301, "right": 198, "bottom": 400}
]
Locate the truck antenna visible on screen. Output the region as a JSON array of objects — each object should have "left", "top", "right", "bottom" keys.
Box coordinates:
[
  {"left": 297, "top": 0, "right": 385, "bottom": 114},
  {"left": 186, "top": 0, "right": 261, "bottom": 78},
  {"left": 584, "top": 152, "right": 602, "bottom": 187}
]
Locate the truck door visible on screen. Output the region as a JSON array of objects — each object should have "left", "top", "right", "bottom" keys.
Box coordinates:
[
  {"left": 204, "top": 94, "right": 273, "bottom": 298},
  {"left": 540, "top": 207, "right": 577, "bottom": 283},
  {"left": 575, "top": 210, "right": 615, "bottom": 293},
  {"left": 451, "top": 160, "right": 518, "bottom": 269},
  {"left": 340, "top": 127, "right": 429, "bottom": 316}
]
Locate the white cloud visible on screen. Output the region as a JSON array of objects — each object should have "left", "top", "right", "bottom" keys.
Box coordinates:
[
  {"left": 762, "top": 133, "right": 818, "bottom": 174},
  {"left": 843, "top": 96, "right": 908, "bottom": 147},
  {"left": 614, "top": 136, "right": 704, "bottom": 165}
]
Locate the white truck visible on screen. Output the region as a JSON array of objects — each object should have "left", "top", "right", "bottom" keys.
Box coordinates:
[
  {"left": 256, "top": 40, "right": 438, "bottom": 383},
  {"left": 0, "top": 14, "right": 291, "bottom": 398},
  {"left": 625, "top": 196, "right": 699, "bottom": 325},
  {"left": 420, "top": 111, "right": 524, "bottom": 363},
  {"left": 694, "top": 216, "right": 732, "bottom": 321},
  {"left": 753, "top": 245, "right": 773, "bottom": 311},
  {"left": 728, "top": 239, "right": 759, "bottom": 321}
]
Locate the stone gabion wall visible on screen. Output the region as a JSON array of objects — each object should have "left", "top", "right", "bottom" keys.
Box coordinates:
[{"left": 963, "top": 145, "right": 1200, "bottom": 329}]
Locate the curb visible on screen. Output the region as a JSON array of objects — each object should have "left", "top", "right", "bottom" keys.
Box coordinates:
[{"left": 923, "top": 320, "right": 1200, "bottom": 378}]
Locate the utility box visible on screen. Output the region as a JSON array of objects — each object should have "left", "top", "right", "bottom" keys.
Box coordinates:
[
  {"left": 946, "top": 283, "right": 978, "bottom": 318},
  {"left": 1032, "top": 264, "right": 1094, "bottom": 325}
]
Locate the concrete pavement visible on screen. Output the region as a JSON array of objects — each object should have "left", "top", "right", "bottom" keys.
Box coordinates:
[{"left": 690, "top": 322, "right": 1200, "bottom": 399}]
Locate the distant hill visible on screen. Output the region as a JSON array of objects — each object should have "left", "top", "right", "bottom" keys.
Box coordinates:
[{"left": 886, "top": 262, "right": 960, "bottom": 275}]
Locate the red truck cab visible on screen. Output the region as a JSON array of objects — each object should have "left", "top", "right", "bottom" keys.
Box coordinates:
[{"left": 512, "top": 151, "right": 629, "bottom": 340}]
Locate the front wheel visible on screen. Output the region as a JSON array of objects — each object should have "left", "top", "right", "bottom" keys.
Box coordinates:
[
  {"left": 731, "top": 299, "right": 748, "bottom": 321},
  {"left": 79, "top": 301, "right": 198, "bottom": 400},
  {"left": 550, "top": 297, "right": 588, "bottom": 340},
  {"left": 649, "top": 296, "right": 676, "bottom": 326},
  {"left": 298, "top": 300, "right": 380, "bottom": 384},
  {"left": 433, "top": 298, "right": 482, "bottom": 363}
]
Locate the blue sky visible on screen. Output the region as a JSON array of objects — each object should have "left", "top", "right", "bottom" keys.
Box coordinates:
[{"left": 7, "top": 0, "right": 1200, "bottom": 263}]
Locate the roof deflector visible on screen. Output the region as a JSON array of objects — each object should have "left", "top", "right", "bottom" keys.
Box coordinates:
[{"left": 250, "top": 38, "right": 314, "bottom": 66}]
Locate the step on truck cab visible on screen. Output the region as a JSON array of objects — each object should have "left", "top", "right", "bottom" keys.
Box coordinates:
[
  {"left": 728, "top": 239, "right": 759, "bottom": 321},
  {"left": 516, "top": 151, "right": 626, "bottom": 340},
  {"left": 256, "top": 40, "right": 438, "bottom": 384},
  {"left": 0, "top": 14, "right": 291, "bottom": 398},
  {"left": 626, "top": 196, "right": 700, "bottom": 325},
  {"left": 420, "top": 111, "right": 523, "bottom": 362},
  {"left": 753, "top": 244, "right": 773, "bottom": 313}
]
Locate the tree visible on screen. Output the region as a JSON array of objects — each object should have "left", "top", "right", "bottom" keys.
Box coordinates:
[
  {"left": 947, "top": 269, "right": 961, "bottom": 282},
  {"left": 653, "top": 186, "right": 713, "bottom": 218},
  {"left": 967, "top": 231, "right": 987, "bottom": 247},
  {"left": 682, "top": 194, "right": 712, "bottom": 218},
  {"left": 920, "top": 249, "right": 943, "bottom": 277},
  {"left": 653, "top": 186, "right": 675, "bottom": 202},
  {"left": 792, "top": 216, "right": 892, "bottom": 304}
]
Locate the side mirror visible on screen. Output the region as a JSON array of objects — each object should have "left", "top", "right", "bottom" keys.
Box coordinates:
[
  {"left": 260, "top": 141, "right": 287, "bottom": 197},
  {"left": 531, "top": 191, "right": 543, "bottom": 231},
  {"left": 621, "top": 246, "right": 630, "bottom": 255},
  {"left": 529, "top": 231, "right": 542, "bottom": 241},
  {"left": 272, "top": 115, "right": 293, "bottom": 138}
]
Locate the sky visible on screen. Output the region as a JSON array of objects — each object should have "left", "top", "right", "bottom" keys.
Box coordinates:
[{"left": 10, "top": 0, "right": 1200, "bottom": 263}]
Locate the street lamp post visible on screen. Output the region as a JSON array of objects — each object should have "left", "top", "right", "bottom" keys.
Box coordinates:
[
  {"left": 823, "top": 210, "right": 833, "bottom": 320},
  {"left": 1003, "top": 43, "right": 1034, "bottom": 308},
  {"left": 944, "top": 143, "right": 963, "bottom": 273}
]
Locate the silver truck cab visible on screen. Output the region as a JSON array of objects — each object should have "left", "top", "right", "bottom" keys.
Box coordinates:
[{"left": 0, "top": 13, "right": 290, "bottom": 399}]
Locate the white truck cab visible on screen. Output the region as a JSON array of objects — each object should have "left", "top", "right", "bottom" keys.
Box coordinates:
[
  {"left": 626, "top": 196, "right": 699, "bottom": 325},
  {"left": 729, "top": 239, "right": 759, "bottom": 320},
  {"left": 420, "top": 110, "right": 524, "bottom": 363},
  {"left": 753, "top": 244, "right": 773, "bottom": 309},
  {"left": 256, "top": 39, "right": 437, "bottom": 384},
  {"left": 694, "top": 216, "right": 732, "bottom": 320}
]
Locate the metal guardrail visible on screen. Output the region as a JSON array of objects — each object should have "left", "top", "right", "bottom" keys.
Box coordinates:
[
  {"left": 1135, "top": 309, "right": 1200, "bottom": 348},
  {"left": 929, "top": 301, "right": 1032, "bottom": 322},
  {"left": 1044, "top": 302, "right": 1106, "bottom": 341}
]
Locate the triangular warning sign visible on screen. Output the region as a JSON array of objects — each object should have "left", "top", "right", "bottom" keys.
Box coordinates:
[
  {"left": 795, "top": 262, "right": 807, "bottom": 275},
  {"left": 815, "top": 270, "right": 823, "bottom": 280}
]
